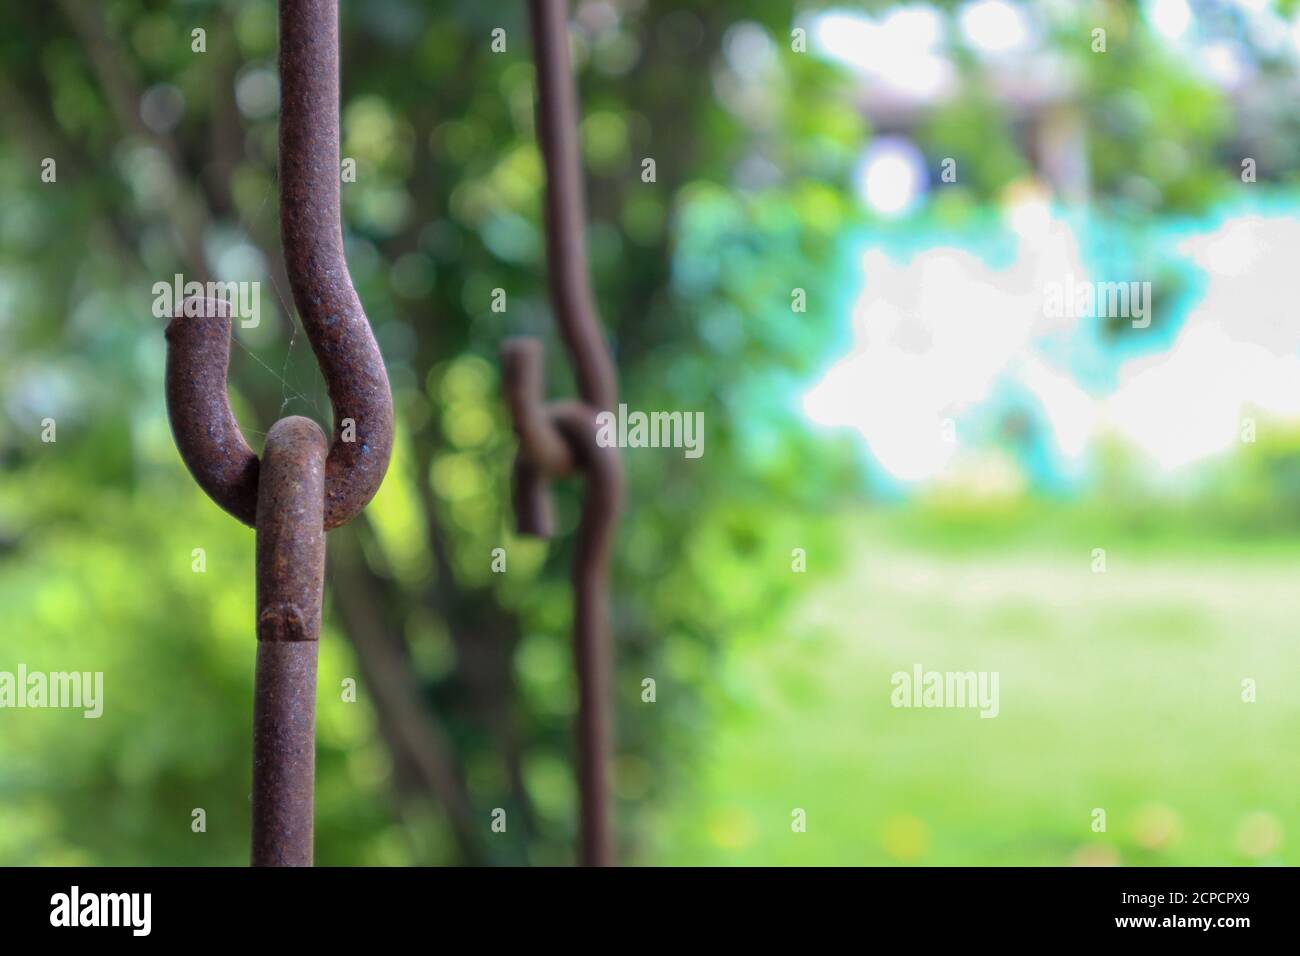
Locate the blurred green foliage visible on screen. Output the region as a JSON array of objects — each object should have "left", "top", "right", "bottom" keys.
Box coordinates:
[
  {"left": 1, "top": 0, "right": 1297, "bottom": 865},
  {"left": 0, "top": 0, "right": 848, "bottom": 865}
]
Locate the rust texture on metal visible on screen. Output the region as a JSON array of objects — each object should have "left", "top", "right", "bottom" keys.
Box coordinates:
[
  {"left": 251, "top": 641, "right": 319, "bottom": 866},
  {"left": 163, "top": 0, "right": 391, "bottom": 867},
  {"left": 527, "top": 0, "right": 617, "bottom": 414},
  {"left": 255, "top": 416, "right": 328, "bottom": 646},
  {"left": 252, "top": 416, "right": 326, "bottom": 867},
  {"left": 280, "top": 0, "right": 393, "bottom": 531},
  {"left": 502, "top": 0, "right": 624, "bottom": 867},
  {"left": 164, "top": 298, "right": 260, "bottom": 524},
  {"left": 164, "top": 1, "right": 393, "bottom": 532}
]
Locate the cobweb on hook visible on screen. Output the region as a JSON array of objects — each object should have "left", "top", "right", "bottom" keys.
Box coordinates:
[{"left": 225, "top": 176, "right": 325, "bottom": 440}]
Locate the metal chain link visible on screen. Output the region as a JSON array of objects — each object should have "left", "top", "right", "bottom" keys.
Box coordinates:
[
  {"left": 501, "top": 0, "right": 624, "bottom": 867},
  {"left": 163, "top": 0, "right": 393, "bottom": 867}
]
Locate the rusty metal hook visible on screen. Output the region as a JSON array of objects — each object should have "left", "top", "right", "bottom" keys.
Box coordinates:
[
  {"left": 502, "top": 0, "right": 623, "bottom": 867},
  {"left": 166, "top": 0, "right": 393, "bottom": 532},
  {"left": 163, "top": 0, "right": 393, "bottom": 866}
]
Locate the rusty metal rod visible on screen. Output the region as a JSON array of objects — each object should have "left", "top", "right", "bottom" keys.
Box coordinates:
[
  {"left": 252, "top": 415, "right": 327, "bottom": 866},
  {"left": 164, "top": 0, "right": 393, "bottom": 867},
  {"left": 164, "top": 297, "right": 260, "bottom": 524},
  {"left": 501, "top": 0, "right": 623, "bottom": 866},
  {"left": 502, "top": 338, "right": 574, "bottom": 537},
  {"left": 502, "top": 351, "right": 622, "bottom": 867},
  {"left": 164, "top": 2, "right": 394, "bottom": 531},
  {"left": 553, "top": 404, "right": 621, "bottom": 867},
  {"left": 527, "top": 0, "right": 617, "bottom": 414},
  {"left": 280, "top": 0, "right": 393, "bottom": 530}
]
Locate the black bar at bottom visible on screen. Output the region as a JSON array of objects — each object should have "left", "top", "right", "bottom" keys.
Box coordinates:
[{"left": 0, "top": 866, "right": 1285, "bottom": 941}]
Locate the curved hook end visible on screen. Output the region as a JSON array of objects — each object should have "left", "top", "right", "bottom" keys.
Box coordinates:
[{"left": 164, "top": 296, "right": 260, "bottom": 526}]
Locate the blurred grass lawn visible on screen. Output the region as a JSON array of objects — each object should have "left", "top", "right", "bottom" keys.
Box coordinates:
[{"left": 649, "top": 512, "right": 1300, "bottom": 866}]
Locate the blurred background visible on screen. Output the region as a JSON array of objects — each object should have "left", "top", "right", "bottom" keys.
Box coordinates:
[{"left": 2, "top": 0, "right": 1300, "bottom": 865}]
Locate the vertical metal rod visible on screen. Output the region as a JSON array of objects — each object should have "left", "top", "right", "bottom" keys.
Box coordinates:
[
  {"left": 252, "top": 415, "right": 327, "bottom": 867},
  {"left": 521, "top": 0, "right": 623, "bottom": 866},
  {"left": 165, "top": 0, "right": 393, "bottom": 868},
  {"left": 559, "top": 412, "right": 621, "bottom": 867},
  {"left": 527, "top": 0, "right": 617, "bottom": 413},
  {"left": 279, "top": 0, "right": 395, "bottom": 531}
]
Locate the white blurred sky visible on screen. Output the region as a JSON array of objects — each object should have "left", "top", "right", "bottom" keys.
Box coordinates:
[
  {"left": 797, "top": 2, "right": 1300, "bottom": 487},
  {"left": 803, "top": 209, "right": 1300, "bottom": 482}
]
